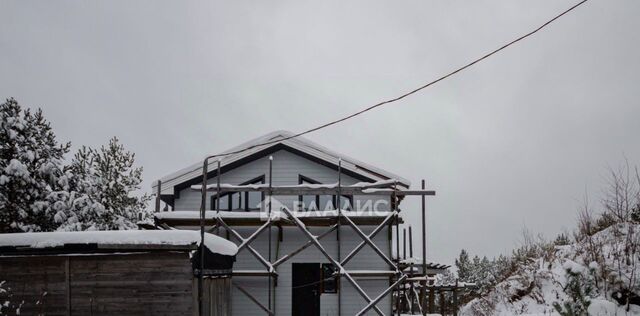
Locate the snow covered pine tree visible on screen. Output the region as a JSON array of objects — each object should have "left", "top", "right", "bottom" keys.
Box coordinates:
[
  {"left": 52, "top": 137, "right": 151, "bottom": 231},
  {"left": 0, "top": 98, "right": 70, "bottom": 232}
]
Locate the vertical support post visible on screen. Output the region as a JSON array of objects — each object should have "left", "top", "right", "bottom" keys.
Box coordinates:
[
  {"left": 268, "top": 156, "right": 273, "bottom": 313},
  {"left": 216, "top": 160, "right": 221, "bottom": 214},
  {"left": 393, "top": 182, "right": 400, "bottom": 316},
  {"left": 420, "top": 280, "right": 426, "bottom": 316},
  {"left": 403, "top": 228, "right": 407, "bottom": 260},
  {"left": 409, "top": 226, "right": 414, "bottom": 258},
  {"left": 198, "top": 158, "right": 209, "bottom": 316},
  {"left": 428, "top": 286, "right": 435, "bottom": 314},
  {"left": 402, "top": 227, "right": 406, "bottom": 314},
  {"left": 439, "top": 291, "right": 445, "bottom": 316},
  {"left": 65, "top": 257, "right": 71, "bottom": 316},
  {"left": 155, "top": 180, "right": 162, "bottom": 213},
  {"left": 453, "top": 285, "right": 459, "bottom": 316},
  {"left": 409, "top": 226, "right": 414, "bottom": 315},
  {"left": 421, "top": 179, "right": 427, "bottom": 276},
  {"left": 215, "top": 161, "right": 221, "bottom": 235},
  {"left": 337, "top": 158, "right": 342, "bottom": 316}
]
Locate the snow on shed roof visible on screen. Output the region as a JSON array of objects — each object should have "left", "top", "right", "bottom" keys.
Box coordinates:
[
  {"left": 0, "top": 230, "right": 238, "bottom": 256},
  {"left": 153, "top": 130, "right": 410, "bottom": 195}
]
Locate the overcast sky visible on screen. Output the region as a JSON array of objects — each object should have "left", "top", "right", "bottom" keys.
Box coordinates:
[{"left": 2, "top": 0, "right": 639, "bottom": 265}]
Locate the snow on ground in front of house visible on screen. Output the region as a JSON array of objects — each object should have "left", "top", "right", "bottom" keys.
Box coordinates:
[
  {"left": 460, "top": 223, "right": 640, "bottom": 316},
  {"left": 0, "top": 230, "right": 237, "bottom": 255}
]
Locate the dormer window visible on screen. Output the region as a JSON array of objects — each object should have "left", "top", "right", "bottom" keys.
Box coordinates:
[{"left": 211, "top": 175, "right": 265, "bottom": 211}]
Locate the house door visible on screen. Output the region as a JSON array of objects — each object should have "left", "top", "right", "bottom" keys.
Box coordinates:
[{"left": 292, "top": 263, "right": 321, "bottom": 316}]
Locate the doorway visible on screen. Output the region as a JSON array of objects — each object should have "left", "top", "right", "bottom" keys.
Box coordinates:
[{"left": 292, "top": 263, "right": 321, "bottom": 316}]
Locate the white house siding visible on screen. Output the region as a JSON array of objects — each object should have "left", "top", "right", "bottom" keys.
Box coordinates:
[
  {"left": 228, "top": 226, "right": 392, "bottom": 316},
  {"left": 172, "top": 149, "right": 395, "bottom": 315},
  {"left": 174, "top": 149, "right": 391, "bottom": 212}
]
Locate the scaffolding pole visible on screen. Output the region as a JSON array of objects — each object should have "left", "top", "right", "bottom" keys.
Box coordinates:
[
  {"left": 337, "top": 158, "right": 342, "bottom": 316},
  {"left": 421, "top": 179, "right": 427, "bottom": 275},
  {"left": 191, "top": 167, "right": 437, "bottom": 316},
  {"left": 268, "top": 156, "right": 273, "bottom": 313},
  {"left": 198, "top": 158, "right": 208, "bottom": 316}
]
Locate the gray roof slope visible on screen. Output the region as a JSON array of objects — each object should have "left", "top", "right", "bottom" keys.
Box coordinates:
[{"left": 153, "top": 130, "right": 410, "bottom": 195}]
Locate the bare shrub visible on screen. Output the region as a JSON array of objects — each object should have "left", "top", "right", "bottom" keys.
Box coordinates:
[{"left": 603, "top": 159, "right": 640, "bottom": 223}]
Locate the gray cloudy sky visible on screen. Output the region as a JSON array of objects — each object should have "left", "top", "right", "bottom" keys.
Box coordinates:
[{"left": 1, "top": 0, "right": 639, "bottom": 265}]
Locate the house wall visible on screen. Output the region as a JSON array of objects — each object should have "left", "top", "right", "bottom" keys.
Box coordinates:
[
  {"left": 173, "top": 149, "right": 395, "bottom": 315},
  {"left": 227, "top": 226, "right": 392, "bottom": 316},
  {"left": 174, "top": 149, "right": 391, "bottom": 212}
]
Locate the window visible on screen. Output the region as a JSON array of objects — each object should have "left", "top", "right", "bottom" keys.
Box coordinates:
[
  {"left": 299, "top": 176, "right": 318, "bottom": 211},
  {"left": 333, "top": 195, "right": 353, "bottom": 211},
  {"left": 321, "top": 263, "right": 338, "bottom": 293},
  {"left": 298, "top": 175, "right": 353, "bottom": 212},
  {"left": 211, "top": 175, "right": 265, "bottom": 211}
]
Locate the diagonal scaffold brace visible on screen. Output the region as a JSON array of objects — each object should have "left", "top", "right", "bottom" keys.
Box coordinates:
[{"left": 280, "top": 206, "right": 406, "bottom": 316}]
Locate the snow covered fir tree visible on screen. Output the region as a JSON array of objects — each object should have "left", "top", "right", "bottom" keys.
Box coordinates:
[
  {"left": 0, "top": 98, "right": 150, "bottom": 232},
  {"left": 0, "top": 98, "right": 70, "bottom": 232},
  {"left": 50, "top": 137, "right": 152, "bottom": 231}
]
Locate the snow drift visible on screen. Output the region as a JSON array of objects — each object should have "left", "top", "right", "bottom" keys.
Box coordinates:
[{"left": 460, "top": 223, "right": 640, "bottom": 316}]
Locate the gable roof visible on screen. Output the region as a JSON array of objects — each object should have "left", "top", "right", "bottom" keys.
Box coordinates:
[{"left": 152, "top": 130, "right": 410, "bottom": 196}]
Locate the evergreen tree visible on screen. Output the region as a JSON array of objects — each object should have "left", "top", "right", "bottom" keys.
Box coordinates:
[
  {"left": 0, "top": 98, "right": 69, "bottom": 232},
  {"left": 492, "top": 254, "right": 513, "bottom": 281},
  {"left": 554, "top": 233, "right": 571, "bottom": 246},
  {"left": 438, "top": 269, "right": 457, "bottom": 285},
  {"left": 553, "top": 266, "right": 593, "bottom": 316},
  {"left": 471, "top": 255, "right": 482, "bottom": 282},
  {"left": 456, "top": 249, "right": 473, "bottom": 281},
  {"left": 478, "top": 256, "right": 495, "bottom": 289},
  {"left": 630, "top": 203, "right": 640, "bottom": 223},
  {"left": 53, "top": 137, "right": 151, "bottom": 231}
]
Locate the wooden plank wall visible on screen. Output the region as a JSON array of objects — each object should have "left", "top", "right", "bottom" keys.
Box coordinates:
[
  {"left": 194, "top": 277, "right": 231, "bottom": 316},
  {"left": 0, "top": 256, "right": 68, "bottom": 315},
  {"left": 0, "top": 252, "right": 214, "bottom": 316},
  {"left": 69, "top": 252, "right": 194, "bottom": 315}
]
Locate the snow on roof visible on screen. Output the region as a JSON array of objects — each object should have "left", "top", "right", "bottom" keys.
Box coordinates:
[
  {"left": 153, "top": 130, "right": 410, "bottom": 195},
  {"left": 0, "top": 230, "right": 238, "bottom": 256},
  {"left": 192, "top": 179, "right": 402, "bottom": 191},
  {"left": 394, "top": 256, "right": 451, "bottom": 269},
  {"left": 155, "top": 210, "right": 398, "bottom": 222}
]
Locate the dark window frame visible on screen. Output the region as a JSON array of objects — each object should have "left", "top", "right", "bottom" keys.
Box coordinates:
[
  {"left": 211, "top": 175, "right": 266, "bottom": 211},
  {"left": 321, "top": 263, "right": 338, "bottom": 293},
  {"left": 298, "top": 175, "right": 353, "bottom": 212}
]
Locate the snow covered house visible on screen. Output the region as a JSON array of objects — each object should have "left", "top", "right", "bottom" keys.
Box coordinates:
[
  {"left": 152, "top": 130, "right": 438, "bottom": 316},
  {"left": 0, "top": 230, "right": 237, "bottom": 316}
]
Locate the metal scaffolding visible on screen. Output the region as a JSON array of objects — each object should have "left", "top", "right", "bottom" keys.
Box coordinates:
[{"left": 173, "top": 156, "right": 439, "bottom": 316}]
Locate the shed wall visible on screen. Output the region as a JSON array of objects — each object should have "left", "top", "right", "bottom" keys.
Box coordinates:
[{"left": 0, "top": 252, "right": 229, "bottom": 316}]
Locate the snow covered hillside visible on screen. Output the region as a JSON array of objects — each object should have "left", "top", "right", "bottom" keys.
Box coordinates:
[{"left": 460, "top": 223, "right": 640, "bottom": 316}]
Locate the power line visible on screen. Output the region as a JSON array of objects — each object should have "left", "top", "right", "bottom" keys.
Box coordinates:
[
  {"left": 291, "top": 275, "right": 337, "bottom": 290},
  {"left": 205, "top": 0, "right": 589, "bottom": 161}
]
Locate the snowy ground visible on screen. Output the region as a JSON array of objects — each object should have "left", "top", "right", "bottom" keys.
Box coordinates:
[{"left": 460, "top": 223, "right": 640, "bottom": 316}]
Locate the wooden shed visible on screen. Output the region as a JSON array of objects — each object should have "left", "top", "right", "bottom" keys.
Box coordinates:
[{"left": 0, "top": 230, "right": 237, "bottom": 316}]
